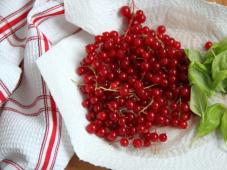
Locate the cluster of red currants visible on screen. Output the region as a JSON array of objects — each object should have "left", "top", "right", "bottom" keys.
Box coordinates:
[{"left": 76, "top": 4, "right": 191, "bottom": 148}]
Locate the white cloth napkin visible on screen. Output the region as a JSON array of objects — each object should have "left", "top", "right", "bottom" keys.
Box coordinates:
[
  {"left": 37, "top": 0, "right": 227, "bottom": 170},
  {"left": 0, "top": 0, "right": 78, "bottom": 169}
]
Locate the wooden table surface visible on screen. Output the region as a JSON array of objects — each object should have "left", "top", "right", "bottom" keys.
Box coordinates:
[{"left": 65, "top": 0, "right": 227, "bottom": 169}]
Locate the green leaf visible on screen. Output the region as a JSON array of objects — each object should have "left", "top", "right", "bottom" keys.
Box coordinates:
[
  {"left": 203, "top": 37, "right": 227, "bottom": 68},
  {"left": 203, "top": 49, "right": 215, "bottom": 71},
  {"left": 197, "top": 104, "right": 225, "bottom": 137},
  {"left": 212, "top": 70, "right": 227, "bottom": 92},
  {"left": 212, "top": 51, "right": 227, "bottom": 78},
  {"left": 220, "top": 111, "right": 227, "bottom": 143},
  {"left": 223, "top": 79, "right": 227, "bottom": 92},
  {"left": 188, "top": 61, "right": 213, "bottom": 96},
  {"left": 184, "top": 49, "right": 204, "bottom": 63},
  {"left": 190, "top": 85, "right": 207, "bottom": 117},
  {"left": 211, "top": 51, "right": 227, "bottom": 92},
  {"left": 211, "top": 37, "right": 227, "bottom": 54}
]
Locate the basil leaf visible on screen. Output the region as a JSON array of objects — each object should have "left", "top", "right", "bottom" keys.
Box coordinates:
[
  {"left": 197, "top": 104, "right": 225, "bottom": 137},
  {"left": 220, "top": 111, "right": 227, "bottom": 143},
  {"left": 211, "top": 37, "right": 227, "bottom": 54},
  {"left": 212, "top": 70, "right": 227, "bottom": 92},
  {"left": 223, "top": 79, "right": 227, "bottom": 92},
  {"left": 190, "top": 85, "right": 207, "bottom": 117},
  {"left": 188, "top": 62, "right": 213, "bottom": 96},
  {"left": 184, "top": 49, "right": 204, "bottom": 63},
  {"left": 204, "top": 51, "right": 214, "bottom": 65},
  {"left": 204, "top": 37, "right": 227, "bottom": 68},
  {"left": 212, "top": 50, "right": 227, "bottom": 78},
  {"left": 203, "top": 49, "right": 215, "bottom": 71},
  {"left": 211, "top": 51, "right": 227, "bottom": 92}
]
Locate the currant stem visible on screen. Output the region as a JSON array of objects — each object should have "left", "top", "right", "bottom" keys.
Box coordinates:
[
  {"left": 71, "top": 79, "right": 85, "bottom": 86},
  {"left": 155, "top": 35, "right": 165, "bottom": 48},
  {"left": 97, "top": 86, "right": 118, "bottom": 92},
  {"left": 144, "top": 84, "right": 157, "bottom": 89},
  {"left": 82, "top": 65, "right": 98, "bottom": 88},
  {"left": 139, "top": 99, "right": 153, "bottom": 113},
  {"left": 179, "top": 97, "right": 182, "bottom": 119},
  {"left": 124, "top": 0, "right": 135, "bottom": 37}
]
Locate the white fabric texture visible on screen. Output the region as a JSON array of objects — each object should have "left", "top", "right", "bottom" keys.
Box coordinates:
[
  {"left": 1, "top": 0, "right": 227, "bottom": 170},
  {"left": 0, "top": 0, "right": 78, "bottom": 169},
  {"left": 37, "top": 0, "right": 227, "bottom": 170}
]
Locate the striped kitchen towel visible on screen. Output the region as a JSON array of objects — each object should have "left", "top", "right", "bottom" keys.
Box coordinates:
[{"left": 0, "top": 0, "right": 79, "bottom": 169}]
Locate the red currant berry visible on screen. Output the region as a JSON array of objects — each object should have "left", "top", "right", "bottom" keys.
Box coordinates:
[
  {"left": 120, "top": 6, "right": 131, "bottom": 18},
  {"left": 82, "top": 99, "right": 90, "bottom": 108},
  {"left": 120, "top": 138, "right": 129, "bottom": 147},
  {"left": 181, "top": 113, "right": 191, "bottom": 121},
  {"left": 96, "top": 128, "right": 107, "bottom": 138},
  {"left": 180, "top": 86, "right": 190, "bottom": 97},
  {"left": 144, "top": 139, "right": 151, "bottom": 147},
  {"left": 150, "top": 132, "right": 159, "bottom": 142},
  {"left": 179, "top": 120, "right": 188, "bottom": 129},
  {"left": 133, "top": 138, "right": 142, "bottom": 148},
  {"left": 146, "top": 111, "right": 155, "bottom": 121},
  {"left": 119, "top": 86, "right": 129, "bottom": 97},
  {"left": 204, "top": 41, "right": 213, "bottom": 50},
  {"left": 181, "top": 103, "right": 190, "bottom": 112},
  {"left": 137, "top": 124, "right": 147, "bottom": 134},
  {"left": 157, "top": 25, "right": 166, "bottom": 34},
  {"left": 106, "top": 131, "right": 117, "bottom": 141},
  {"left": 171, "top": 119, "right": 179, "bottom": 127},
  {"left": 76, "top": 67, "right": 85, "bottom": 75},
  {"left": 159, "top": 133, "right": 167, "bottom": 142},
  {"left": 86, "top": 123, "right": 97, "bottom": 134},
  {"left": 97, "top": 112, "right": 107, "bottom": 120}
]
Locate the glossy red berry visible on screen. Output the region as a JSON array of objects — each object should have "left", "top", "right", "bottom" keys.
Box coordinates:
[
  {"left": 82, "top": 99, "right": 90, "bottom": 108},
  {"left": 146, "top": 111, "right": 155, "bottom": 121},
  {"left": 86, "top": 123, "right": 97, "bottom": 134},
  {"left": 171, "top": 119, "right": 179, "bottom": 127},
  {"left": 77, "top": 67, "right": 85, "bottom": 75},
  {"left": 106, "top": 131, "right": 117, "bottom": 141},
  {"left": 133, "top": 138, "right": 142, "bottom": 148},
  {"left": 180, "top": 86, "right": 190, "bottom": 97},
  {"left": 120, "top": 138, "right": 129, "bottom": 147},
  {"left": 181, "top": 113, "right": 190, "bottom": 121},
  {"left": 137, "top": 124, "right": 147, "bottom": 134},
  {"left": 150, "top": 132, "right": 159, "bottom": 142},
  {"left": 97, "top": 112, "right": 107, "bottom": 120},
  {"left": 119, "top": 86, "right": 129, "bottom": 97},
  {"left": 204, "top": 41, "right": 213, "bottom": 50},
  {"left": 159, "top": 133, "right": 167, "bottom": 142},
  {"left": 120, "top": 6, "right": 131, "bottom": 18},
  {"left": 96, "top": 128, "right": 107, "bottom": 138},
  {"left": 179, "top": 120, "right": 188, "bottom": 129},
  {"left": 144, "top": 139, "right": 151, "bottom": 147},
  {"left": 181, "top": 103, "right": 190, "bottom": 112},
  {"left": 157, "top": 25, "right": 166, "bottom": 34}
]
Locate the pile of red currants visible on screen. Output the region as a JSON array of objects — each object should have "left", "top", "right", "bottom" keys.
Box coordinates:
[{"left": 76, "top": 4, "right": 191, "bottom": 148}]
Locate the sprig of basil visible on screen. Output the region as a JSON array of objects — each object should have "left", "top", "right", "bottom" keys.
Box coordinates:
[
  {"left": 204, "top": 37, "right": 227, "bottom": 67},
  {"left": 211, "top": 51, "right": 227, "bottom": 92},
  {"left": 188, "top": 61, "right": 213, "bottom": 96},
  {"left": 190, "top": 85, "right": 207, "bottom": 117},
  {"left": 185, "top": 37, "right": 227, "bottom": 143},
  {"left": 197, "top": 104, "right": 225, "bottom": 137},
  {"left": 184, "top": 49, "right": 204, "bottom": 63},
  {"left": 220, "top": 111, "right": 227, "bottom": 144}
]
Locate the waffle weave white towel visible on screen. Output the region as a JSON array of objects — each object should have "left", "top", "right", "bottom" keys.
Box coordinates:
[{"left": 0, "top": 0, "right": 79, "bottom": 169}]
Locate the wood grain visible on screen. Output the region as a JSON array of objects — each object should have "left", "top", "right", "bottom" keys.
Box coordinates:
[
  {"left": 65, "top": 1, "right": 227, "bottom": 169},
  {"left": 210, "top": 0, "right": 227, "bottom": 5},
  {"left": 66, "top": 156, "right": 106, "bottom": 170}
]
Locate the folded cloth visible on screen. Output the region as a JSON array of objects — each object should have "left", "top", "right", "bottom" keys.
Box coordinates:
[{"left": 0, "top": 0, "right": 78, "bottom": 169}]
